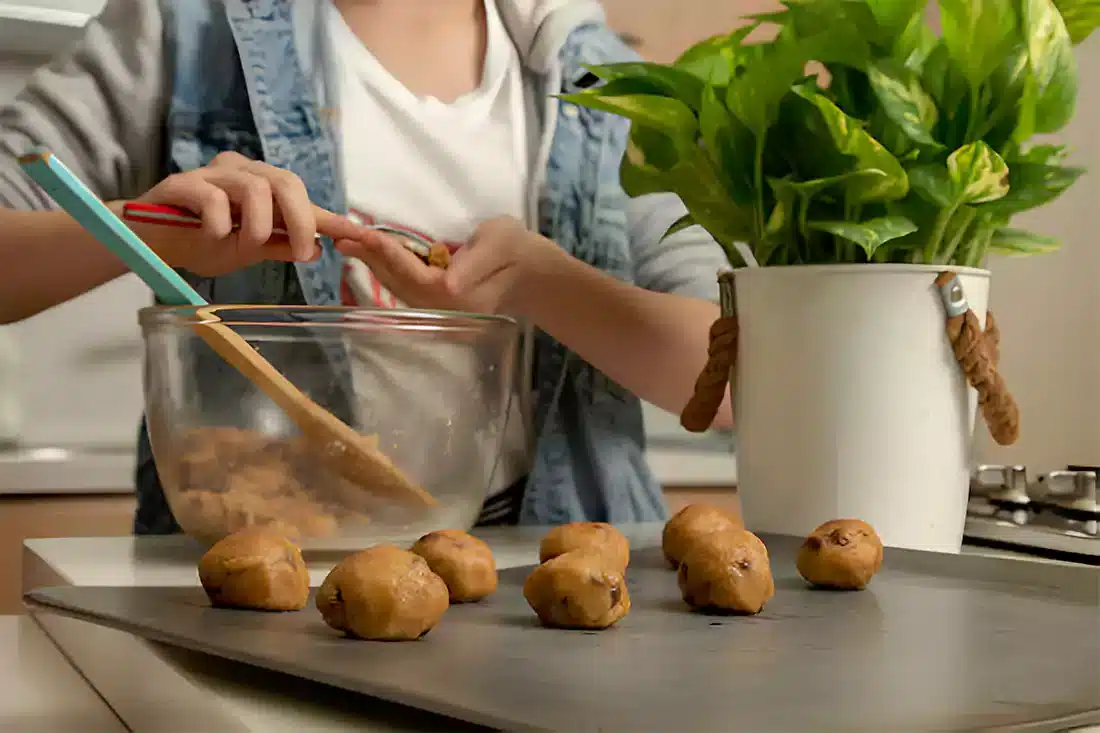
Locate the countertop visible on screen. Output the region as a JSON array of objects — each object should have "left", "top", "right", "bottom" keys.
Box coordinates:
[
  {"left": 18, "top": 528, "right": 1100, "bottom": 733},
  {"left": 0, "top": 615, "right": 126, "bottom": 732}
]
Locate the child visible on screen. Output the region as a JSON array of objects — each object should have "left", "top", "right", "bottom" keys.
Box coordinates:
[{"left": 0, "top": 0, "right": 732, "bottom": 533}]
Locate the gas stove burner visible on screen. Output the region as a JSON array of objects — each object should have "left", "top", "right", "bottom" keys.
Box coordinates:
[{"left": 965, "top": 464, "right": 1100, "bottom": 562}]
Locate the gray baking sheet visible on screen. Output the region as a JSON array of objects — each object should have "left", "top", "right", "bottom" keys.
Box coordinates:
[{"left": 25, "top": 535, "right": 1100, "bottom": 733}]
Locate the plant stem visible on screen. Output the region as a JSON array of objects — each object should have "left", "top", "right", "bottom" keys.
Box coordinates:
[
  {"left": 963, "top": 227, "right": 994, "bottom": 268},
  {"left": 963, "top": 84, "right": 982, "bottom": 143},
  {"left": 923, "top": 204, "right": 959, "bottom": 263},
  {"left": 797, "top": 194, "right": 810, "bottom": 261},
  {"left": 937, "top": 207, "right": 977, "bottom": 265},
  {"left": 753, "top": 137, "right": 766, "bottom": 243}
]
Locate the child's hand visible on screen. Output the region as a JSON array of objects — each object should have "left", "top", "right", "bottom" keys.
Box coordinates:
[
  {"left": 335, "top": 216, "right": 562, "bottom": 315},
  {"left": 127, "top": 151, "right": 364, "bottom": 276}
]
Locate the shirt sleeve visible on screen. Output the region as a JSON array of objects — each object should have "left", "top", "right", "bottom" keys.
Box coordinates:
[
  {"left": 629, "top": 192, "right": 731, "bottom": 301},
  {"left": 0, "top": 0, "right": 169, "bottom": 209}
]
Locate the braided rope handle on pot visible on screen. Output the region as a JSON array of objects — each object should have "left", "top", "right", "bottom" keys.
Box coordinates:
[{"left": 935, "top": 272, "right": 1019, "bottom": 446}]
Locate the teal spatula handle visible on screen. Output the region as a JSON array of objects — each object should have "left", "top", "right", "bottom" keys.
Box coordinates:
[{"left": 18, "top": 149, "right": 207, "bottom": 307}]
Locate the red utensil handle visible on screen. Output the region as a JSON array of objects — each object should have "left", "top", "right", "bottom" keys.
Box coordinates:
[{"left": 122, "top": 202, "right": 303, "bottom": 238}]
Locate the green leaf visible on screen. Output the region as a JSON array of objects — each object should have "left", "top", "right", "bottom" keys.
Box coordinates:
[
  {"left": 988, "top": 227, "right": 1062, "bottom": 255},
  {"left": 775, "top": 170, "right": 891, "bottom": 199},
  {"left": 618, "top": 141, "right": 754, "bottom": 268},
  {"left": 619, "top": 133, "right": 673, "bottom": 198},
  {"left": 1019, "top": 0, "right": 1078, "bottom": 134},
  {"left": 782, "top": 0, "right": 883, "bottom": 43},
  {"left": 868, "top": 0, "right": 929, "bottom": 34},
  {"left": 947, "top": 141, "right": 1010, "bottom": 203},
  {"left": 896, "top": 12, "right": 939, "bottom": 70},
  {"left": 1014, "top": 143, "right": 1068, "bottom": 164},
  {"left": 1052, "top": 0, "right": 1100, "bottom": 44},
  {"left": 808, "top": 216, "right": 919, "bottom": 258},
  {"left": 559, "top": 92, "right": 698, "bottom": 150},
  {"left": 726, "top": 37, "right": 808, "bottom": 137},
  {"left": 986, "top": 47, "right": 1035, "bottom": 144},
  {"left": 907, "top": 165, "right": 957, "bottom": 206},
  {"left": 626, "top": 125, "right": 681, "bottom": 171},
  {"left": 761, "top": 181, "right": 798, "bottom": 265},
  {"left": 767, "top": 1, "right": 876, "bottom": 66},
  {"left": 866, "top": 60, "right": 941, "bottom": 146},
  {"left": 978, "top": 161, "right": 1085, "bottom": 214},
  {"left": 699, "top": 84, "right": 755, "bottom": 205},
  {"left": 791, "top": 85, "right": 909, "bottom": 202},
  {"left": 662, "top": 214, "right": 697, "bottom": 240},
  {"left": 938, "top": 0, "right": 1020, "bottom": 89},
  {"left": 675, "top": 26, "right": 757, "bottom": 85},
  {"left": 583, "top": 63, "right": 707, "bottom": 111}
]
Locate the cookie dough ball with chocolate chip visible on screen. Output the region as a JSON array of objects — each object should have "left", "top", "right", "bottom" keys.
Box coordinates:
[
  {"left": 523, "top": 551, "right": 631, "bottom": 630},
  {"left": 410, "top": 529, "right": 497, "bottom": 603},
  {"left": 797, "top": 519, "right": 883, "bottom": 590},
  {"left": 539, "top": 522, "right": 630, "bottom": 572},
  {"left": 662, "top": 503, "right": 743, "bottom": 569},
  {"left": 316, "top": 545, "right": 449, "bottom": 641},
  {"left": 677, "top": 529, "right": 774, "bottom": 615},
  {"left": 197, "top": 529, "right": 310, "bottom": 612}
]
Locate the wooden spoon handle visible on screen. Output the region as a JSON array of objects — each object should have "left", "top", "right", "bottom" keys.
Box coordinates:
[{"left": 191, "top": 308, "right": 437, "bottom": 507}]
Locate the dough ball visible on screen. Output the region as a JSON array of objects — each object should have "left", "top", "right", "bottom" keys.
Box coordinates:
[
  {"left": 538, "top": 522, "right": 630, "bottom": 571},
  {"left": 662, "top": 503, "right": 743, "bottom": 569},
  {"left": 523, "top": 551, "right": 631, "bottom": 630},
  {"left": 797, "top": 519, "right": 883, "bottom": 590},
  {"left": 427, "top": 242, "right": 451, "bottom": 269},
  {"left": 677, "top": 529, "right": 774, "bottom": 615},
  {"left": 316, "top": 545, "right": 449, "bottom": 641},
  {"left": 410, "top": 530, "right": 497, "bottom": 603},
  {"left": 197, "top": 529, "right": 310, "bottom": 612}
]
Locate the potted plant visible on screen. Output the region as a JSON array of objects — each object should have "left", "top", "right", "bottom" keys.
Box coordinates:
[{"left": 563, "top": 0, "right": 1097, "bottom": 552}]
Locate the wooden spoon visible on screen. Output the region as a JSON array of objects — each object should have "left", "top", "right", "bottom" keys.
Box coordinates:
[{"left": 19, "top": 150, "right": 436, "bottom": 507}]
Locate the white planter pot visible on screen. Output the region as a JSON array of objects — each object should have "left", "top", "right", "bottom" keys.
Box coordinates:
[{"left": 727, "top": 264, "right": 990, "bottom": 553}]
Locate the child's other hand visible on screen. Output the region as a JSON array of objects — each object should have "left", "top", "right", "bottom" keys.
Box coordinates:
[
  {"left": 335, "top": 216, "right": 561, "bottom": 316},
  {"left": 129, "top": 151, "right": 364, "bottom": 276}
]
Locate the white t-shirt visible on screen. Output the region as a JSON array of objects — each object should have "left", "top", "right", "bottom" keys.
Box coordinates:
[{"left": 328, "top": 0, "right": 534, "bottom": 517}]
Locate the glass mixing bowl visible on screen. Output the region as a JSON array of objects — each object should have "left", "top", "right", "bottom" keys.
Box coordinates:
[{"left": 139, "top": 306, "right": 521, "bottom": 549}]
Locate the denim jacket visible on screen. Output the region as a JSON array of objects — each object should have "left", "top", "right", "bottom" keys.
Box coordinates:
[{"left": 120, "top": 0, "right": 671, "bottom": 532}]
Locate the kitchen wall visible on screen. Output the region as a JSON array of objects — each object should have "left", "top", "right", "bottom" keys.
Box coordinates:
[{"left": 1, "top": 0, "right": 1097, "bottom": 490}]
